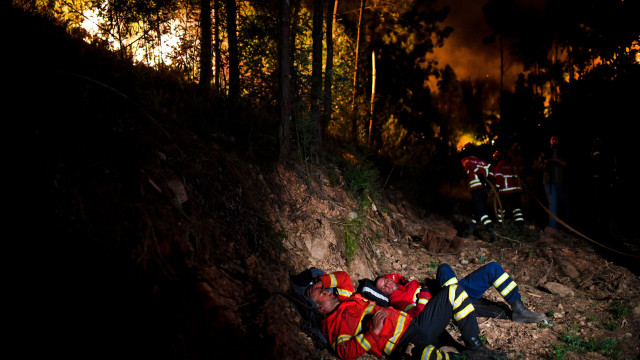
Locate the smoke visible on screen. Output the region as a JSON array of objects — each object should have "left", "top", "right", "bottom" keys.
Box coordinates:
[{"left": 430, "top": 0, "right": 545, "bottom": 92}]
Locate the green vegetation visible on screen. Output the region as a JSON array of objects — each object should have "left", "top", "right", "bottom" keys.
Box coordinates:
[
  {"left": 552, "top": 329, "right": 623, "bottom": 359},
  {"left": 339, "top": 150, "right": 381, "bottom": 205},
  {"left": 340, "top": 216, "right": 366, "bottom": 266},
  {"left": 478, "top": 335, "right": 488, "bottom": 345},
  {"left": 600, "top": 318, "right": 618, "bottom": 331},
  {"left": 609, "top": 301, "right": 634, "bottom": 319}
]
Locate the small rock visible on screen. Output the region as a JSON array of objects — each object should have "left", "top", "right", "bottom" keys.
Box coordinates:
[
  {"left": 347, "top": 211, "right": 358, "bottom": 219},
  {"left": 542, "top": 282, "right": 574, "bottom": 297}
]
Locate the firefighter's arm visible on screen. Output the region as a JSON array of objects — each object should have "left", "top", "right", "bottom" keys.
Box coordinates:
[
  {"left": 405, "top": 287, "right": 431, "bottom": 317},
  {"left": 334, "top": 313, "right": 385, "bottom": 360},
  {"left": 317, "top": 271, "right": 355, "bottom": 300},
  {"left": 414, "top": 288, "right": 432, "bottom": 314},
  {"left": 477, "top": 172, "right": 489, "bottom": 190}
]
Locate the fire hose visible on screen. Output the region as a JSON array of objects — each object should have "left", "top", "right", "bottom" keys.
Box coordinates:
[{"left": 492, "top": 179, "right": 640, "bottom": 259}]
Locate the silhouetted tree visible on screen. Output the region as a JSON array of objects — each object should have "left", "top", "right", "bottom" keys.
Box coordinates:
[
  {"left": 279, "top": 0, "right": 292, "bottom": 162},
  {"left": 322, "top": 0, "right": 337, "bottom": 136},
  {"left": 200, "top": 0, "right": 213, "bottom": 96},
  {"left": 310, "top": 0, "right": 324, "bottom": 154},
  {"left": 226, "top": 0, "right": 239, "bottom": 103}
]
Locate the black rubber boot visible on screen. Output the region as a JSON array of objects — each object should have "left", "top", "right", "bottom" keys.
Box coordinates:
[
  {"left": 510, "top": 298, "right": 547, "bottom": 323},
  {"left": 461, "top": 337, "right": 506, "bottom": 359}
]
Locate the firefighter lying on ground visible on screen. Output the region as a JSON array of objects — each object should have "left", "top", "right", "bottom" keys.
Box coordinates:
[
  {"left": 304, "top": 270, "right": 506, "bottom": 360},
  {"left": 373, "top": 262, "right": 546, "bottom": 324}
]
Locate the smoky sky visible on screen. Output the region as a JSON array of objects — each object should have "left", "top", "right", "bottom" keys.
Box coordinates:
[{"left": 431, "top": 0, "right": 545, "bottom": 91}]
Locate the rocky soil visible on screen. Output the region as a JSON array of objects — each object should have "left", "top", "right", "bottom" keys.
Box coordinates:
[
  {"left": 267, "top": 162, "right": 640, "bottom": 360},
  {"left": 13, "top": 6, "right": 639, "bottom": 359}
]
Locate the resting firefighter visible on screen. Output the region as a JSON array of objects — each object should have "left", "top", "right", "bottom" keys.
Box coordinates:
[
  {"left": 305, "top": 270, "right": 505, "bottom": 360},
  {"left": 374, "top": 263, "right": 546, "bottom": 324},
  {"left": 490, "top": 150, "right": 526, "bottom": 226}
]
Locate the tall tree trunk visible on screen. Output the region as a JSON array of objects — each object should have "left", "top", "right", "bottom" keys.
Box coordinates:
[
  {"left": 226, "top": 0, "right": 239, "bottom": 104},
  {"left": 499, "top": 34, "right": 504, "bottom": 95},
  {"left": 322, "top": 0, "right": 337, "bottom": 137},
  {"left": 368, "top": 51, "right": 375, "bottom": 147},
  {"left": 289, "top": 1, "right": 301, "bottom": 99},
  {"left": 499, "top": 33, "right": 503, "bottom": 120},
  {"left": 213, "top": 0, "right": 221, "bottom": 92},
  {"left": 199, "top": 0, "right": 213, "bottom": 97},
  {"left": 279, "top": 0, "right": 292, "bottom": 163},
  {"left": 351, "top": 0, "right": 365, "bottom": 142},
  {"left": 311, "top": 0, "right": 324, "bottom": 155}
]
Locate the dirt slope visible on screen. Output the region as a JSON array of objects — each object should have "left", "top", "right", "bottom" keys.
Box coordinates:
[
  {"left": 11, "top": 6, "right": 639, "bottom": 360},
  {"left": 267, "top": 163, "right": 640, "bottom": 360}
]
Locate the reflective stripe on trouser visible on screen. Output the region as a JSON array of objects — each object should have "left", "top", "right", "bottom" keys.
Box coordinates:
[
  {"left": 420, "top": 344, "right": 451, "bottom": 360},
  {"left": 399, "top": 285, "right": 480, "bottom": 356},
  {"left": 513, "top": 208, "right": 524, "bottom": 222},
  {"left": 480, "top": 214, "right": 493, "bottom": 227},
  {"left": 437, "top": 262, "right": 521, "bottom": 304}
]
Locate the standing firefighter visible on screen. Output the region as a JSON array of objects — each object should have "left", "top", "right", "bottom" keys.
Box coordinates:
[
  {"left": 490, "top": 150, "right": 525, "bottom": 226},
  {"left": 461, "top": 148, "right": 494, "bottom": 237}
]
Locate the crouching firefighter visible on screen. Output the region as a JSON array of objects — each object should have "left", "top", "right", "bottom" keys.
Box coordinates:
[
  {"left": 461, "top": 150, "right": 495, "bottom": 236},
  {"left": 490, "top": 150, "right": 525, "bottom": 226}
]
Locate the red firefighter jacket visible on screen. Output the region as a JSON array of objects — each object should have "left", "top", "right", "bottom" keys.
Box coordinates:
[
  {"left": 316, "top": 271, "right": 356, "bottom": 300},
  {"left": 384, "top": 274, "right": 432, "bottom": 317},
  {"left": 319, "top": 272, "right": 413, "bottom": 360},
  {"left": 490, "top": 160, "right": 523, "bottom": 194},
  {"left": 461, "top": 156, "right": 491, "bottom": 191}
]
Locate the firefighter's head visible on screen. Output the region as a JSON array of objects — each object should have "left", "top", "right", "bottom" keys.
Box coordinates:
[
  {"left": 306, "top": 282, "right": 340, "bottom": 314},
  {"left": 492, "top": 150, "right": 504, "bottom": 162},
  {"left": 375, "top": 276, "right": 399, "bottom": 296}
]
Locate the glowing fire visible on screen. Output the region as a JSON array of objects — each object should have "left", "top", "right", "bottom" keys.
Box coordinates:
[
  {"left": 455, "top": 133, "right": 484, "bottom": 152},
  {"left": 81, "top": 9, "right": 181, "bottom": 66}
]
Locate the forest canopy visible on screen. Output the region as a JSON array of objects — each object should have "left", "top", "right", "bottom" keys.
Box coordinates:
[{"left": 12, "top": 0, "right": 640, "bottom": 173}]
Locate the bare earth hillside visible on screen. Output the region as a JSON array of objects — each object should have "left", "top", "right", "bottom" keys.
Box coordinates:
[
  {"left": 12, "top": 6, "right": 638, "bottom": 359},
  {"left": 266, "top": 163, "right": 640, "bottom": 360}
]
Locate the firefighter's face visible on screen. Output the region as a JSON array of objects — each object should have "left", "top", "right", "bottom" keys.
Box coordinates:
[
  {"left": 376, "top": 277, "right": 399, "bottom": 296},
  {"left": 306, "top": 282, "right": 339, "bottom": 314},
  {"left": 305, "top": 281, "right": 324, "bottom": 302},
  {"left": 550, "top": 136, "right": 559, "bottom": 147}
]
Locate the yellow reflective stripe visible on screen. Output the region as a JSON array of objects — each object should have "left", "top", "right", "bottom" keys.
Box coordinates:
[
  {"left": 334, "top": 334, "right": 351, "bottom": 350},
  {"left": 454, "top": 303, "right": 475, "bottom": 321},
  {"left": 500, "top": 280, "right": 517, "bottom": 297},
  {"left": 443, "top": 352, "right": 450, "bottom": 360},
  {"left": 452, "top": 291, "right": 468, "bottom": 310},
  {"left": 421, "top": 345, "right": 435, "bottom": 360},
  {"left": 493, "top": 273, "right": 509, "bottom": 288},
  {"left": 355, "top": 333, "right": 372, "bottom": 351},
  {"left": 443, "top": 277, "right": 458, "bottom": 286},
  {"left": 417, "top": 298, "right": 429, "bottom": 306},
  {"left": 336, "top": 288, "right": 353, "bottom": 298},
  {"left": 329, "top": 274, "right": 338, "bottom": 288},
  {"left": 448, "top": 285, "right": 457, "bottom": 306},
  {"left": 404, "top": 303, "right": 417, "bottom": 312},
  {"left": 356, "top": 304, "right": 375, "bottom": 334},
  {"left": 383, "top": 313, "right": 407, "bottom": 355}
]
